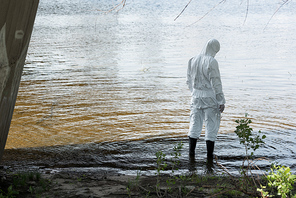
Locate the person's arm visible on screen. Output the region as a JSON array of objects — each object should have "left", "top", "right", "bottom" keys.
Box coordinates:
[
  {"left": 209, "top": 59, "right": 225, "bottom": 112},
  {"left": 186, "top": 58, "right": 193, "bottom": 92}
]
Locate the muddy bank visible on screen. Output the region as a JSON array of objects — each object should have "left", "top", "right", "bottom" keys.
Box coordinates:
[
  {"left": 3, "top": 135, "right": 293, "bottom": 176},
  {"left": 0, "top": 167, "right": 262, "bottom": 198},
  {"left": 1, "top": 136, "right": 296, "bottom": 197}
]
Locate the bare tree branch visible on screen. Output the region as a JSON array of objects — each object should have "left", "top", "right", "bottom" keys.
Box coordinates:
[
  {"left": 175, "top": 0, "right": 290, "bottom": 29},
  {"left": 97, "top": 0, "right": 290, "bottom": 30},
  {"left": 174, "top": 0, "right": 193, "bottom": 21},
  {"left": 242, "top": 0, "right": 249, "bottom": 25},
  {"left": 96, "top": 0, "right": 126, "bottom": 14},
  {"left": 115, "top": 0, "right": 126, "bottom": 12},
  {"left": 264, "top": 0, "right": 290, "bottom": 30},
  {"left": 186, "top": 0, "right": 226, "bottom": 27}
]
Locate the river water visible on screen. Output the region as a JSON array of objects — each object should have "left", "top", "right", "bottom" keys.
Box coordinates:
[{"left": 4, "top": 0, "right": 296, "bottom": 174}]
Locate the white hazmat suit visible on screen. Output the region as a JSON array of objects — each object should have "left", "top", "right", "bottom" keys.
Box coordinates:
[{"left": 186, "top": 39, "right": 225, "bottom": 142}]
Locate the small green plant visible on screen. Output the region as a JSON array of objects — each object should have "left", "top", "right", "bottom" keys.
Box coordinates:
[
  {"left": 234, "top": 113, "right": 266, "bottom": 157},
  {"left": 166, "top": 142, "right": 184, "bottom": 191},
  {"left": 126, "top": 170, "right": 141, "bottom": 197},
  {"left": 145, "top": 190, "right": 150, "bottom": 197},
  {"left": 0, "top": 185, "right": 19, "bottom": 198},
  {"left": 257, "top": 185, "right": 273, "bottom": 198},
  {"left": 29, "top": 186, "right": 34, "bottom": 194},
  {"left": 212, "top": 114, "right": 267, "bottom": 197},
  {"left": 154, "top": 142, "right": 184, "bottom": 196},
  {"left": 258, "top": 164, "right": 296, "bottom": 198},
  {"left": 179, "top": 174, "right": 190, "bottom": 194},
  {"left": 234, "top": 114, "right": 266, "bottom": 192},
  {"left": 181, "top": 186, "right": 189, "bottom": 194},
  {"left": 232, "top": 114, "right": 296, "bottom": 198},
  {"left": 156, "top": 151, "right": 167, "bottom": 175},
  {"left": 1, "top": 171, "right": 51, "bottom": 198},
  {"left": 170, "top": 141, "right": 183, "bottom": 173},
  {"left": 126, "top": 185, "right": 132, "bottom": 198},
  {"left": 12, "top": 174, "right": 26, "bottom": 188},
  {"left": 155, "top": 150, "right": 167, "bottom": 195},
  {"left": 226, "top": 189, "right": 243, "bottom": 196}
]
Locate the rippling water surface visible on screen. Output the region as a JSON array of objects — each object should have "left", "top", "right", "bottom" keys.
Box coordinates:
[{"left": 4, "top": 0, "right": 296, "bottom": 173}]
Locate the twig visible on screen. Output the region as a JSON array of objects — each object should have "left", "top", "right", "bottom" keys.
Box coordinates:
[
  {"left": 249, "top": 163, "right": 259, "bottom": 188},
  {"left": 186, "top": 0, "right": 226, "bottom": 27},
  {"left": 264, "top": 0, "right": 290, "bottom": 30},
  {"left": 185, "top": 184, "right": 201, "bottom": 197},
  {"left": 242, "top": 0, "right": 249, "bottom": 25},
  {"left": 186, "top": 185, "right": 246, "bottom": 197},
  {"left": 179, "top": 186, "right": 182, "bottom": 198},
  {"left": 174, "top": 0, "right": 193, "bottom": 21},
  {"left": 156, "top": 187, "right": 163, "bottom": 198},
  {"left": 202, "top": 185, "right": 226, "bottom": 189},
  {"left": 215, "top": 158, "right": 236, "bottom": 180},
  {"left": 139, "top": 185, "right": 150, "bottom": 192},
  {"left": 248, "top": 157, "right": 270, "bottom": 187},
  {"left": 215, "top": 157, "right": 260, "bottom": 197},
  {"left": 116, "top": 0, "right": 126, "bottom": 12},
  {"left": 245, "top": 157, "right": 253, "bottom": 192},
  {"left": 94, "top": 0, "right": 126, "bottom": 31},
  {"left": 249, "top": 159, "right": 264, "bottom": 187},
  {"left": 96, "top": 0, "right": 126, "bottom": 14},
  {"left": 208, "top": 189, "right": 234, "bottom": 198}
]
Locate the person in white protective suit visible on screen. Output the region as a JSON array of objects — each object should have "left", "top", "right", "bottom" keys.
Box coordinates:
[{"left": 186, "top": 39, "right": 225, "bottom": 160}]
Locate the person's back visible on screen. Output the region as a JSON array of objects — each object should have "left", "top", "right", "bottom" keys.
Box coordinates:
[{"left": 186, "top": 39, "right": 225, "bottom": 160}]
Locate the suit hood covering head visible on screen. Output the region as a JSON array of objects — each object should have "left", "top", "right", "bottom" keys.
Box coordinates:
[{"left": 200, "top": 39, "right": 220, "bottom": 57}]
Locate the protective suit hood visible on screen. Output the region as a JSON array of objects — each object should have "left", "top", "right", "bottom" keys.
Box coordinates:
[
  {"left": 200, "top": 39, "right": 220, "bottom": 58},
  {"left": 186, "top": 38, "right": 225, "bottom": 108}
]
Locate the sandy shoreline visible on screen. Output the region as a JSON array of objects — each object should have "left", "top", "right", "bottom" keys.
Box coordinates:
[
  {"left": 1, "top": 139, "right": 294, "bottom": 197},
  {"left": 0, "top": 165, "right": 250, "bottom": 198},
  {"left": 0, "top": 165, "right": 137, "bottom": 198}
]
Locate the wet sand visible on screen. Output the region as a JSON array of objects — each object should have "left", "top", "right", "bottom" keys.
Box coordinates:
[{"left": 0, "top": 163, "right": 258, "bottom": 198}]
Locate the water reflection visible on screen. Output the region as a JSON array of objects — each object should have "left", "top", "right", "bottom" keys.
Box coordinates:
[{"left": 6, "top": 0, "right": 296, "bottom": 171}]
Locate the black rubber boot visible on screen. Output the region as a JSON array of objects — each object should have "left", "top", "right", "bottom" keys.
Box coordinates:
[
  {"left": 206, "top": 157, "right": 214, "bottom": 174},
  {"left": 206, "top": 140, "right": 215, "bottom": 159},
  {"left": 189, "top": 137, "right": 197, "bottom": 158}
]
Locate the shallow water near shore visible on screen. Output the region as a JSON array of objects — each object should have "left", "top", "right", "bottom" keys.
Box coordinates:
[
  {"left": 3, "top": 0, "right": 296, "bottom": 174},
  {"left": 3, "top": 133, "right": 296, "bottom": 175}
]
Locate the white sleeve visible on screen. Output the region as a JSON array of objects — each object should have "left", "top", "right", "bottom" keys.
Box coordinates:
[
  {"left": 186, "top": 58, "right": 193, "bottom": 92},
  {"left": 209, "top": 59, "right": 225, "bottom": 105}
]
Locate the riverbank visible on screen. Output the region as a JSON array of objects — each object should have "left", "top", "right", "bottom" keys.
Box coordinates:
[
  {"left": 0, "top": 142, "right": 258, "bottom": 197},
  {"left": 0, "top": 166, "right": 259, "bottom": 198},
  {"left": 1, "top": 137, "right": 295, "bottom": 197}
]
